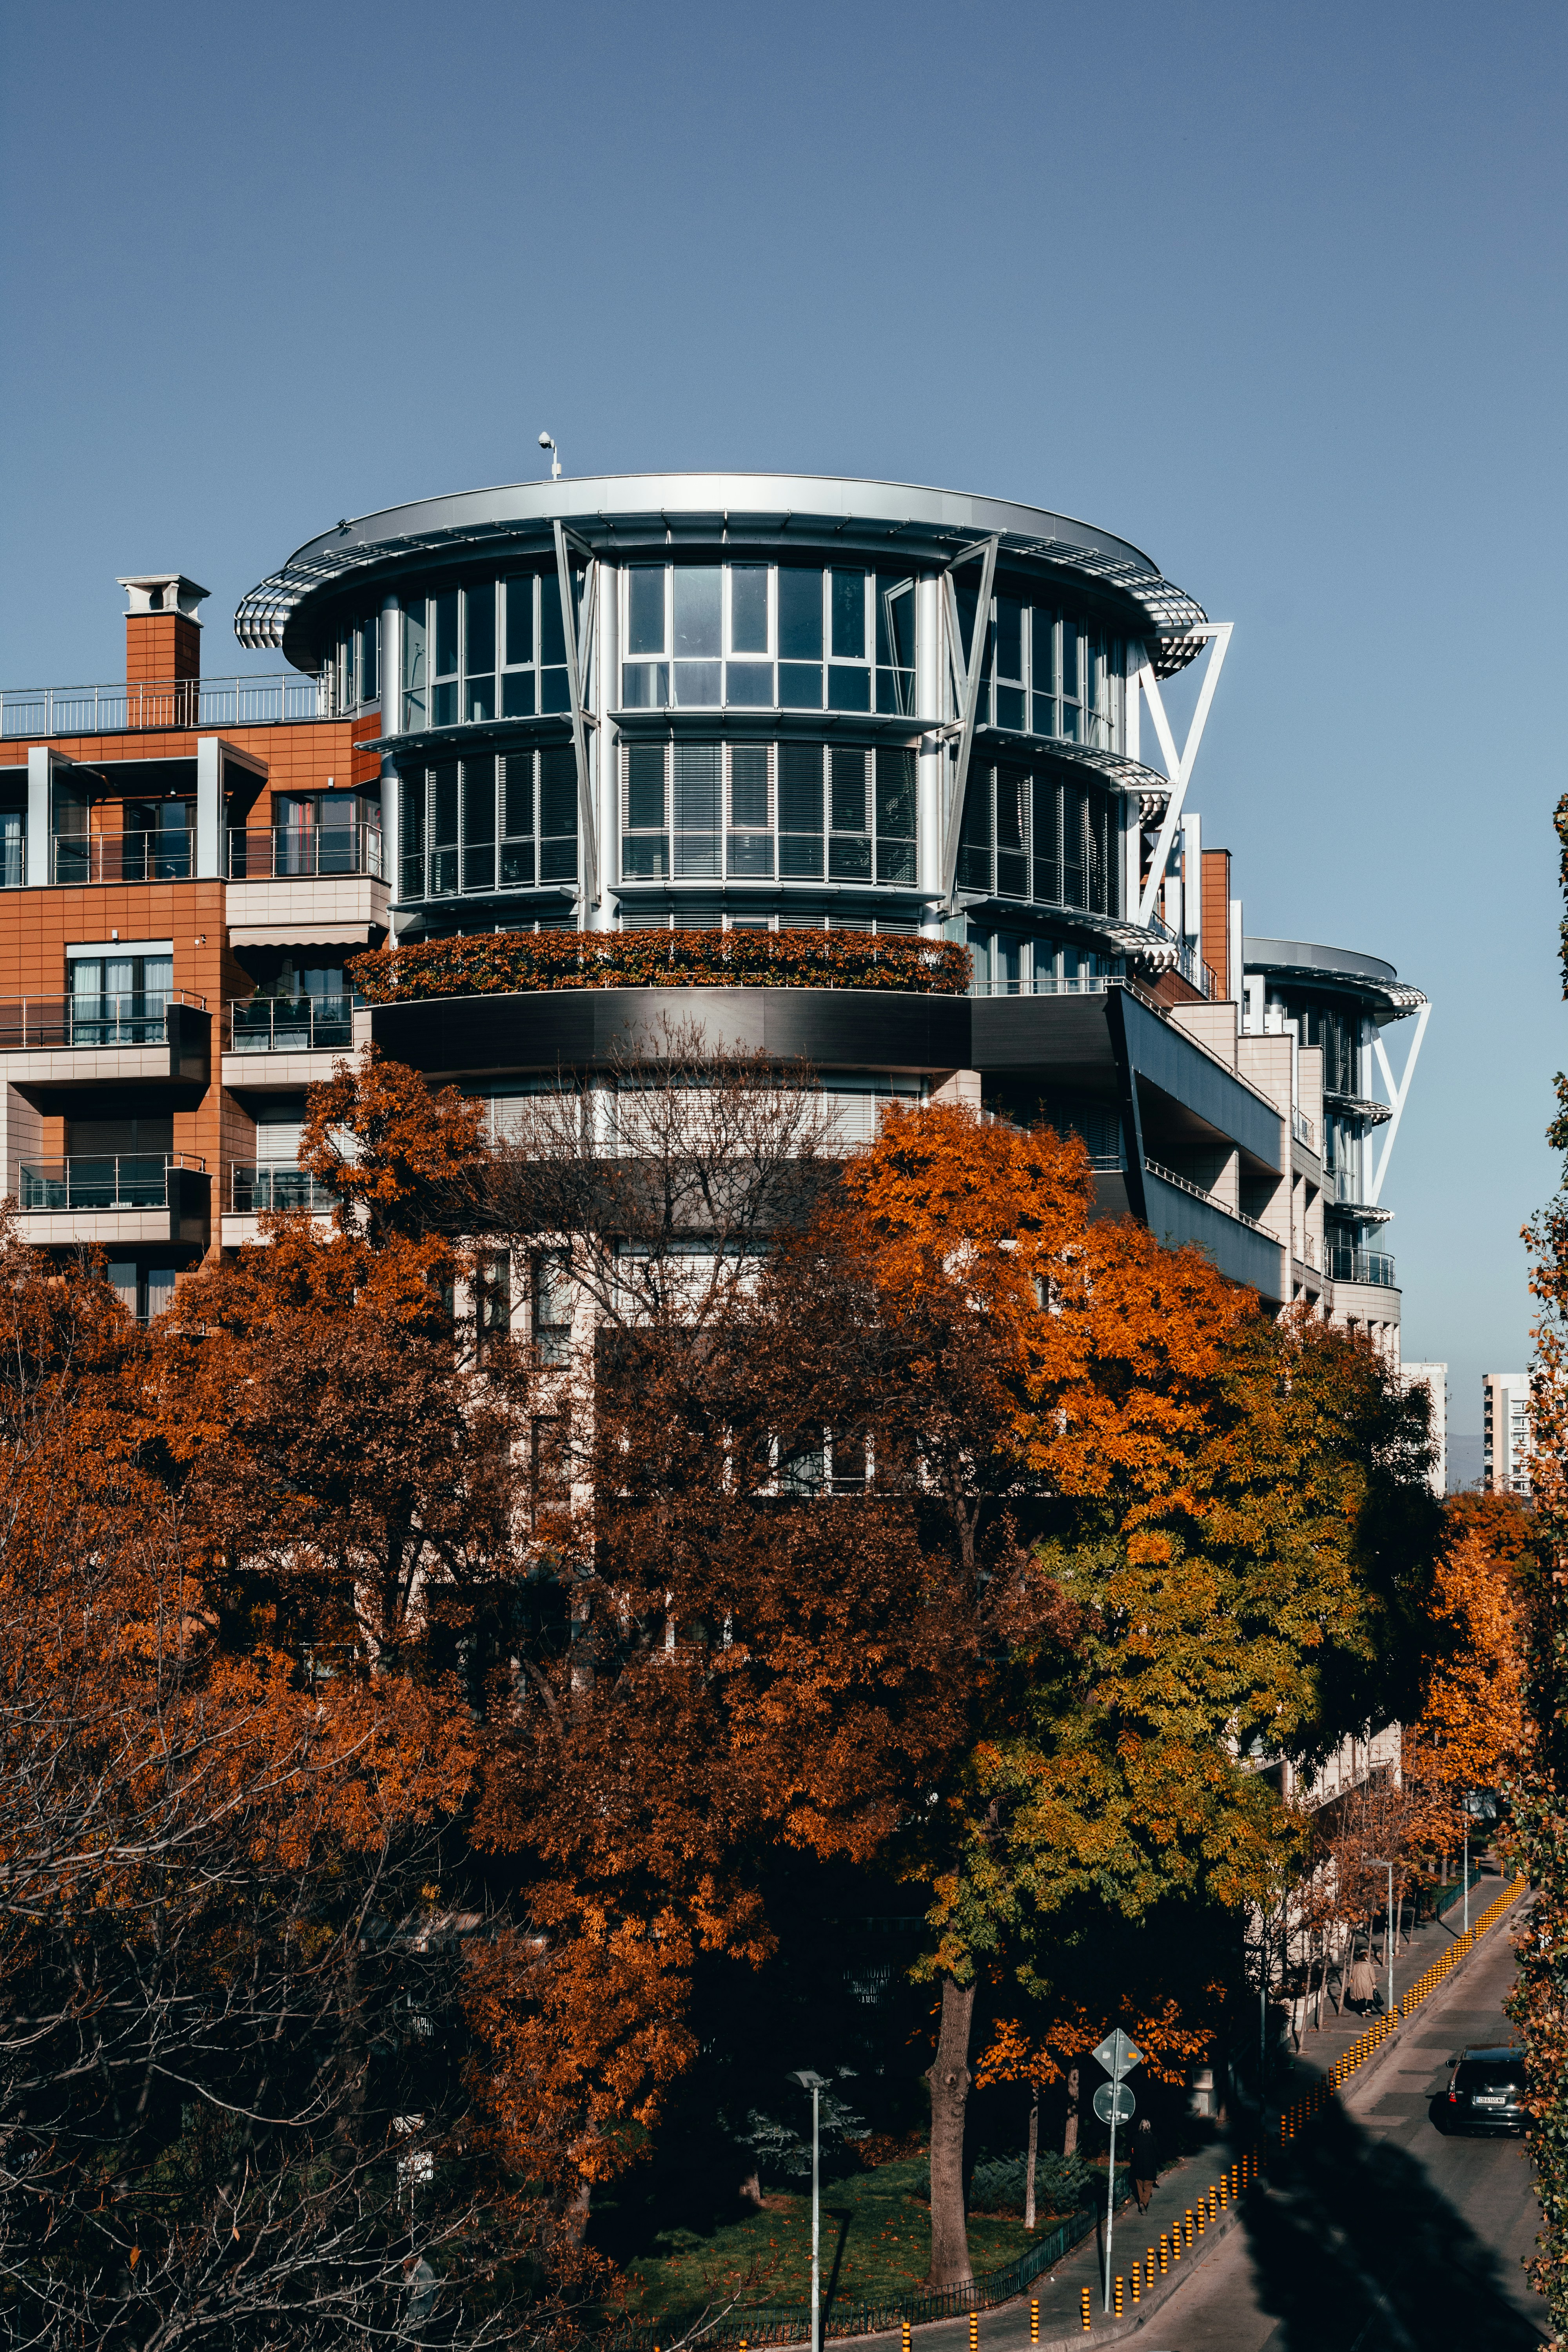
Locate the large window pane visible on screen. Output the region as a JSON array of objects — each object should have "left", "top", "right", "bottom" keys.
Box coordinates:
[
  {"left": 465, "top": 583, "right": 495, "bottom": 677},
  {"left": 541, "top": 583, "right": 567, "bottom": 669},
  {"left": 779, "top": 662, "right": 822, "bottom": 708},
  {"left": 827, "top": 666, "right": 871, "bottom": 711},
  {"left": 620, "top": 662, "right": 668, "bottom": 708},
  {"left": 624, "top": 744, "right": 666, "bottom": 832},
  {"left": 831, "top": 570, "right": 866, "bottom": 660},
  {"left": 996, "top": 597, "right": 1023, "bottom": 681},
  {"left": 730, "top": 564, "right": 769, "bottom": 652},
  {"left": 505, "top": 577, "right": 534, "bottom": 668},
  {"left": 1031, "top": 609, "right": 1056, "bottom": 692},
  {"left": 876, "top": 577, "right": 916, "bottom": 670},
  {"left": 729, "top": 745, "right": 771, "bottom": 829},
  {"left": 673, "top": 568, "right": 722, "bottom": 658},
  {"left": 778, "top": 568, "right": 823, "bottom": 660},
  {"left": 434, "top": 592, "right": 459, "bottom": 680},
  {"left": 1061, "top": 619, "right": 1080, "bottom": 705},
  {"left": 502, "top": 670, "right": 536, "bottom": 717},
  {"left": 628, "top": 566, "right": 666, "bottom": 656},
  {"left": 673, "top": 659, "right": 721, "bottom": 706},
  {"left": 402, "top": 597, "right": 426, "bottom": 731},
  {"left": 725, "top": 660, "right": 773, "bottom": 706}
]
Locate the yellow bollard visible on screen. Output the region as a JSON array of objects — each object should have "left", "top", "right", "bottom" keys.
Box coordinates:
[
  {"left": 904, "top": 2326, "right": 912, "bottom": 2352},
  {"left": 1159, "top": 2232, "right": 1169, "bottom": 2274},
  {"left": 1146, "top": 2251, "right": 1156, "bottom": 2292},
  {"left": 1196, "top": 2199, "right": 1206, "bottom": 2235},
  {"left": 969, "top": 2314, "right": 979, "bottom": 2352},
  {"left": 1219, "top": 2173, "right": 1228, "bottom": 2209},
  {"left": 1028, "top": 2301, "right": 1038, "bottom": 2347},
  {"left": 1131, "top": 2264, "right": 1141, "bottom": 2304},
  {"left": 1080, "top": 2285, "right": 1091, "bottom": 2332},
  {"left": 1114, "top": 2278, "right": 1123, "bottom": 2319},
  {"left": 1185, "top": 2209, "right": 1194, "bottom": 2248}
]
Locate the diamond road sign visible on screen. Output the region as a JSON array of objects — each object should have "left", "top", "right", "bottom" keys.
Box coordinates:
[
  {"left": 1093, "top": 2030, "right": 1142, "bottom": 2080},
  {"left": 1093, "top": 2083, "right": 1136, "bottom": 2125}
]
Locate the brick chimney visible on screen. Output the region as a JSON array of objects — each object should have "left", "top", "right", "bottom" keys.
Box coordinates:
[{"left": 117, "top": 573, "right": 209, "bottom": 686}]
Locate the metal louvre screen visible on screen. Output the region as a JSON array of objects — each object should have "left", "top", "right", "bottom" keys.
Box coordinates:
[
  {"left": 727, "top": 743, "right": 773, "bottom": 878},
  {"left": 539, "top": 746, "right": 577, "bottom": 881},
  {"left": 778, "top": 743, "right": 825, "bottom": 878},
  {"left": 673, "top": 743, "right": 722, "bottom": 878},
  {"left": 875, "top": 748, "right": 916, "bottom": 884}
]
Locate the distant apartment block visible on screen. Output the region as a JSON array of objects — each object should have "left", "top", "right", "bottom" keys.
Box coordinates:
[{"left": 1483, "top": 1370, "right": 1532, "bottom": 1495}]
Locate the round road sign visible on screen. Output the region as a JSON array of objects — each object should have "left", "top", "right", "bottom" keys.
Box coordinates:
[{"left": 1093, "top": 2083, "right": 1136, "bottom": 2125}]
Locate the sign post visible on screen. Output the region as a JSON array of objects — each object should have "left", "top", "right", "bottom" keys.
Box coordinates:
[{"left": 1092, "top": 2032, "right": 1142, "bottom": 2314}]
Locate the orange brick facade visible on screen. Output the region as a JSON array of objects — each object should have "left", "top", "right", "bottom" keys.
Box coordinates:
[
  {"left": 126, "top": 610, "right": 202, "bottom": 685},
  {"left": 1201, "top": 847, "right": 1232, "bottom": 1000}
]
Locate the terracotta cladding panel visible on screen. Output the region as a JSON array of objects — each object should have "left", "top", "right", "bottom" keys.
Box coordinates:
[{"left": 1201, "top": 849, "right": 1232, "bottom": 999}]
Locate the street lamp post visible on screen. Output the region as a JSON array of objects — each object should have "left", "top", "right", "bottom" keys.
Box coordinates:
[
  {"left": 1368, "top": 1858, "right": 1396, "bottom": 2018},
  {"left": 791, "top": 2071, "right": 828, "bottom": 2352}
]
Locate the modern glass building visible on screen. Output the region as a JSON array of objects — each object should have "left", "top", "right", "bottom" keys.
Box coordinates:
[{"left": 0, "top": 470, "right": 1426, "bottom": 1337}]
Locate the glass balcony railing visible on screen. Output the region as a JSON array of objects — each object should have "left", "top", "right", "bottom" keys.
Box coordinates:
[
  {"left": 0, "top": 992, "right": 205, "bottom": 1048},
  {"left": 52, "top": 832, "right": 192, "bottom": 884},
  {"left": 1327, "top": 1246, "right": 1397, "bottom": 1287},
  {"left": 227, "top": 996, "right": 356, "bottom": 1053},
  {"left": 20, "top": 1153, "right": 205, "bottom": 1210},
  {"left": 231, "top": 1165, "right": 336, "bottom": 1213},
  {"left": 226, "top": 825, "right": 383, "bottom": 880}
]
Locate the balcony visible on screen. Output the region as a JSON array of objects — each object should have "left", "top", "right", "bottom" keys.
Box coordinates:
[
  {"left": 53, "top": 830, "right": 191, "bottom": 884},
  {"left": 17, "top": 1154, "right": 210, "bottom": 1246},
  {"left": 1, "top": 673, "right": 327, "bottom": 739},
  {"left": 227, "top": 995, "right": 356, "bottom": 1054},
  {"left": 0, "top": 994, "right": 210, "bottom": 1086},
  {"left": 1328, "top": 1246, "right": 1397, "bottom": 1287},
  {"left": 226, "top": 824, "right": 383, "bottom": 881},
  {"left": 231, "top": 1165, "right": 336, "bottom": 1214}
]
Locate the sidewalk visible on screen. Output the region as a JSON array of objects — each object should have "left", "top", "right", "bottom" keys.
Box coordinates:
[{"left": 895, "top": 1861, "right": 1518, "bottom": 2350}]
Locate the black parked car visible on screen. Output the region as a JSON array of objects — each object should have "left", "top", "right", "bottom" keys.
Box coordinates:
[{"left": 1430, "top": 2046, "right": 1526, "bottom": 2135}]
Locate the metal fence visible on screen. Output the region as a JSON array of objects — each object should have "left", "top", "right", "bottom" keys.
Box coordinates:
[
  {"left": 608, "top": 2173, "right": 1130, "bottom": 2352},
  {"left": 227, "top": 825, "right": 383, "bottom": 880},
  {"left": 20, "top": 1153, "right": 205, "bottom": 1210},
  {"left": 0, "top": 673, "right": 327, "bottom": 737},
  {"left": 1327, "top": 1247, "right": 1397, "bottom": 1287},
  {"left": 227, "top": 996, "right": 356, "bottom": 1053},
  {"left": 0, "top": 992, "right": 204, "bottom": 1049},
  {"left": 53, "top": 832, "right": 192, "bottom": 884},
  {"left": 231, "top": 1165, "right": 336, "bottom": 1214}
]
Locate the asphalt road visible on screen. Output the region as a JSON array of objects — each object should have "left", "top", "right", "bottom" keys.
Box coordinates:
[{"left": 1153, "top": 1918, "right": 1548, "bottom": 2352}]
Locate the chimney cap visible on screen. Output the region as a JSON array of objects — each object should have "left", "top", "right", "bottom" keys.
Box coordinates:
[{"left": 117, "top": 573, "right": 209, "bottom": 619}]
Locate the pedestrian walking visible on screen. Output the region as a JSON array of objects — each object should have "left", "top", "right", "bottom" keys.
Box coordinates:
[
  {"left": 1345, "top": 1952, "right": 1379, "bottom": 2013},
  {"left": 1130, "top": 2118, "right": 1160, "bottom": 2214}
]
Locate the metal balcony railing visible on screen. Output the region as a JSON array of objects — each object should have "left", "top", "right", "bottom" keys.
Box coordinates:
[
  {"left": 53, "top": 831, "right": 192, "bottom": 884},
  {"left": 0, "top": 673, "right": 328, "bottom": 738},
  {"left": 19, "top": 1152, "right": 206, "bottom": 1211},
  {"left": 231, "top": 1165, "right": 336, "bottom": 1214},
  {"left": 227, "top": 995, "right": 356, "bottom": 1053},
  {"left": 227, "top": 825, "right": 384, "bottom": 880},
  {"left": 970, "top": 975, "right": 1111, "bottom": 997},
  {"left": 1327, "top": 1246, "right": 1397, "bottom": 1287},
  {"left": 0, "top": 992, "right": 206, "bottom": 1049},
  {"left": 1292, "top": 1107, "right": 1317, "bottom": 1148},
  {"left": 1144, "top": 1156, "right": 1273, "bottom": 1237}
]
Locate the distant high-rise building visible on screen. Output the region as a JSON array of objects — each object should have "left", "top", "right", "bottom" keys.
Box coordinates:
[
  {"left": 1403, "top": 1362, "right": 1448, "bottom": 1496},
  {"left": 1483, "top": 1371, "right": 1531, "bottom": 1496}
]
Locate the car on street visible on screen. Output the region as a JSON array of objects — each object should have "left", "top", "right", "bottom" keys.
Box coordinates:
[{"left": 1429, "top": 2045, "right": 1526, "bottom": 2135}]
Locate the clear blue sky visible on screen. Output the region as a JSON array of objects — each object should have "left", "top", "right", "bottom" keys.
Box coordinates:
[{"left": 3, "top": 0, "right": 1563, "bottom": 1437}]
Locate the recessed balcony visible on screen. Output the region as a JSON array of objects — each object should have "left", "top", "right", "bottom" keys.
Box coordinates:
[
  {"left": 225, "top": 824, "right": 383, "bottom": 881},
  {"left": 1327, "top": 1246, "right": 1396, "bottom": 1287},
  {"left": 227, "top": 995, "right": 356, "bottom": 1054},
  {"left": 230, "top": 1164, "right": 335, "bottom": 1214},
  {"left": 18, "top": 1154, "right": 210, "bottom": 1246}
]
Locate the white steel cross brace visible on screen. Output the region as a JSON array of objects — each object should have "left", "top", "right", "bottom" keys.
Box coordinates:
[{"left": 1133, "top": 622, "right": 1233, "bottom": 931}]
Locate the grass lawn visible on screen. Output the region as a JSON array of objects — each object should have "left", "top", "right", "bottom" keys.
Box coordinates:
[{"left": 619, "top": 2160, "right": 1076, "bottom": 2323}]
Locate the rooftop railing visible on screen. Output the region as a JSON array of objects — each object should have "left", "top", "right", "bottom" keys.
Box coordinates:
[
  {"left": 1, "top": 673, "right": 328, "bottom": 738},
  {"left": 227, "top": 825, "right": 383, "bottom": 881},
  {"left": 231, "top": 1165, "right": 336, "bottom": 1214},
  {"left": 227, "top": 996, "right": 355, "bottom": 1053},
  {"left": 19, "top": 1153, "right": 206, "bottom": 1211},
  {"left": 1327, "top": 1246, "right": 1397, "bottom": 1288},
  {"left": 0, "top": 993, "right": 206, "bottom": 1049},
  {"left": 970, "top": 975, "right": 1111, "bottom": 996}
]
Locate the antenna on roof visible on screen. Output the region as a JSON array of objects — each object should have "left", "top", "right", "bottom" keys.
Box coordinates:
[{"left": 538, "top": 431, "right": 561, "bottom": 482}]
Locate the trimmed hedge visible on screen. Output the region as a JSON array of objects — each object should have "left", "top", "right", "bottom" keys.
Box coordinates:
[{"left": 349, "top": 927, "right": 971, "bottom": 1002}]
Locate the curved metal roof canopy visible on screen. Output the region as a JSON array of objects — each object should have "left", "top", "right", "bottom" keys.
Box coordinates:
[
  {"left": 234, "top": 471, "right": 1209, "bottom": 679},
  {"left": 1244, "top": 936, "right": 1428, "bottom": 1020}
]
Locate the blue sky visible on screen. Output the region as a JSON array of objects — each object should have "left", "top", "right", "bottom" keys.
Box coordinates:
[{"left": 2, "top": 0, "right": 1563, "bottom": 1438}]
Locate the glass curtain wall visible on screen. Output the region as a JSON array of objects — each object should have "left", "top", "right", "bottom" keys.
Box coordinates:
[
  {"left": 620, "top": 742, "right": 916, "bottom": 884},
  {"left": 958, "top": 762, "right": 1122, "bottom": 917},
  {"left": 619, "top": 565, "right": 916, "bottom": 714},
  {"left": 399, "top": 749, "right": 577, "bottom": 900},
  {"left": 973, "top": 595, "right": 1120, "bottom": 749},
  {"left": 399, "top": 576, "right": 573, "bottom": 733}
]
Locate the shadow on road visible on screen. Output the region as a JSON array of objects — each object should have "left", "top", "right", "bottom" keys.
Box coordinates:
[{"left": 1234, "top": 2099, "right": 1548, "bottom": 2349}]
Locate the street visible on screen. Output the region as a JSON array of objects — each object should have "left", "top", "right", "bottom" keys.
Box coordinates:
[{"left": 1156, "top": 1915, "right": 1547, "bottom": 2350}]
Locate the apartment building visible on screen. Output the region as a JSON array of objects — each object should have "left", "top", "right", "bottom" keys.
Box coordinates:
[
  {"left": 1483, "top": 1370, "right": 1532, "bottom": 1496},
  {"left": 0, "top": 472, "right": 1426, "bottom": 1336}
]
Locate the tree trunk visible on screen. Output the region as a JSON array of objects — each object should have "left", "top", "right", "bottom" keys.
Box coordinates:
[
  {"left": 1024, "top": 2082, "right": 1038, "bottom": 2230},
  {"left": 926, "top": 1972, "right": 975, "bottom": 2287},
  {"left": 1062, "top": 2061, "right": 1080, "bottom": 2157}
]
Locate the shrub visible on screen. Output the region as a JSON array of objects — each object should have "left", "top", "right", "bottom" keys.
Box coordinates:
[
  {"left": 349, "top": 928, "right": 971, "bottom": 1003},
  {"left": 969, "top": 2150, "right": 1095, "bottom": 2214}
]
